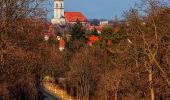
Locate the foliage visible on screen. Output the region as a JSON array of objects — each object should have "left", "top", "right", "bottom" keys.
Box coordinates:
[
  {"left": 89, "top": 28, "right": 99, "bottom": 36},
  {"left": 66, "top": 20, "right": 88, "bottom": 52},
  {"left": 99, "top": 26, "right": 127, "bottom": 49},
  {"left": 71, "top": 20, "right": 87, "bottom": 42}
]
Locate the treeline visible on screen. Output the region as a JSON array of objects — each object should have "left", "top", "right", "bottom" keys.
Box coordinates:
[
  {"left": 0, "top": 0, "right": 56, "bottom": 100},
  {"left": 0, "top": 0, "right": 170, "bottom": 100},
  {"left": 57, "top": 0, "right": 170, "bottom": 100}
]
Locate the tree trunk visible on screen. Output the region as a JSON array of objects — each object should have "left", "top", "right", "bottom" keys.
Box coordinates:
[
  {"left": 149, "top": 67, "right": 155, "bottom": 100},
  {"left": 114, "top": 92, "right": 118, "bottom": 100}
]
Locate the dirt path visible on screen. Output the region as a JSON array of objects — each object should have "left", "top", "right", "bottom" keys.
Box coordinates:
[{"left": 43, "top": 82, "right": 76, "bottom": 100}]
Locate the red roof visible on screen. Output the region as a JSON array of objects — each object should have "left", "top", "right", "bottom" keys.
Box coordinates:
[
  {"left": 107, "top": 40, "right": 113, "bottom": 45},
  {"left": 88, "top": 36, "right": 99, "bottom": 42},
  {"left": 87, "top": 36, "right": 99, "bottom": 46},
  {"left": 64, "top": 12, "right": 87, "bottom": 22},
  {"left": 114, "top": 27, "right": 120, "bottom": 33},
  {"left": 59, "top": 39, "right": 65, "bottom": 48}
]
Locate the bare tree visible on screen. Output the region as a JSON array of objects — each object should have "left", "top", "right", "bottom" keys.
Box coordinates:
[
  {"left": 67, "top": 46, "right": 113, "bottom": 100},
  {"left": 0, "top": 0, "right": 52, "bottom": 100},
  {"left": 125, "top": 0, "right": 170, "bottom": 99}
]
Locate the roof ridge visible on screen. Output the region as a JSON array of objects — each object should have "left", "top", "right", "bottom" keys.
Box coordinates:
[{"left": 64, "top": 12, "right": 87, "bottom": 22}]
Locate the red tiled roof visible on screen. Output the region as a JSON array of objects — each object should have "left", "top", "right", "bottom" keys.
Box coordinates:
[
  {"left": 114, "top": 27, "right": 120, "bottom": 33},
  {"left": 64, "top": 12, "right": 87, "bottom": 22},
  {"left": 88, "top": 36, "right": 99, "bottom": 42},
  {"left": 59, "top": 39, "right": 65, "bottom": 48},
  {"left": 87, "top": 35, "right": 99, "bottom": 46},
  {"left": 107, "top": 40, "right": 113, "bottom": 45}
]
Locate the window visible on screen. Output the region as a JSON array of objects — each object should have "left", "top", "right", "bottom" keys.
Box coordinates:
[
  {"left": 56, "top": 3, "right": 58, "bottom": 8},
  {"left": 61, "top": 3, "right": 63, "bottom": 8}
]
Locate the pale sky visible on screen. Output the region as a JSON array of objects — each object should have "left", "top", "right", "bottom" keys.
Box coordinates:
[{"left": 48, "top": 0, "right": 139, "bottom": 19}]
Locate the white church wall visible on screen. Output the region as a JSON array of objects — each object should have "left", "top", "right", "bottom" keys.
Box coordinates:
[{"left": 52, "top": 0, "right": 65, "bottom": 25}]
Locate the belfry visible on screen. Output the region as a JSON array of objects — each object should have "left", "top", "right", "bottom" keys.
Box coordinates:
[{"left": 51, "top": 0, "right": 66, "bottom": 25}]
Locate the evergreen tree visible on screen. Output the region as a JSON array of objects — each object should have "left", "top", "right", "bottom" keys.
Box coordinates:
[
  {"left": 71, "top": 20, "right": 87, "bottom": 43},
  {"left": 66, "top": 20, "right": 88, "bottom": 52},
  {"left": 90, "top": 28, "right": 99, "bottom": 36}
]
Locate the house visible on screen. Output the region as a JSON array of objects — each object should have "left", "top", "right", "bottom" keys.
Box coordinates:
[
  {"left": 59, "top": 38, "right": 65, "bottom": 51},
  {"left": 87, "top": 35, "right": 100, "bottom": 46},
  {"left": 100, "top": 20, "right": 109, "bottom": 26}
]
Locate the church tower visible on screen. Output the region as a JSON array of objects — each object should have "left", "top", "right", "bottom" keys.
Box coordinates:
[{"left": 51, "top": 0, "right": 65, "bottom": 25}]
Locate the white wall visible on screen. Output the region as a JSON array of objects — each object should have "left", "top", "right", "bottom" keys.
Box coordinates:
[
  {"left": 52, "top": 0, "right": 65, "bottom": 25},
  {"left": 54, "top": 0, "right": 64, "bottom": 19}
]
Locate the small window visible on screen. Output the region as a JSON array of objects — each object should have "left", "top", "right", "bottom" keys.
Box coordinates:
[
  {"left": 56, "top": 3, "right": 58, "bottom": 8},
  {"left": 61, "top": 3, "right": 62, "bottom": 8}
]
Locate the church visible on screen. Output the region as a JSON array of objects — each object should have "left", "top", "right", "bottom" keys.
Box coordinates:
[{"left": 51, "top": 0, "right": 88, "bottom": 25}]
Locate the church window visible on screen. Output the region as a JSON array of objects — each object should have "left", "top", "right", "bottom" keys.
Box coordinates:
[
  {"left": 56, "top": 3, "right": 58, "bottom": 8},
  {"left": 61, "top": 3, "right": 63, "bottom": 8}
]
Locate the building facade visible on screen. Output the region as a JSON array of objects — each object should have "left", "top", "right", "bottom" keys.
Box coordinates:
[{"left": 51, "top": 0, "right": 87, "bottom": 25}]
